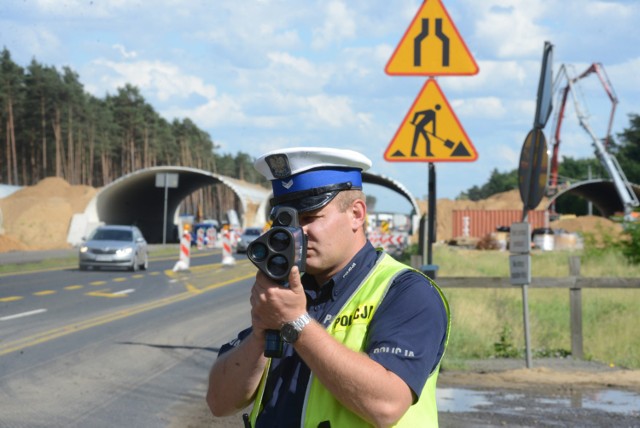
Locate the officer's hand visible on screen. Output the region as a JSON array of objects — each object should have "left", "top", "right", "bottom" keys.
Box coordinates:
[{"left": 250, "top": 268, "right": 306, "bottom": 331}]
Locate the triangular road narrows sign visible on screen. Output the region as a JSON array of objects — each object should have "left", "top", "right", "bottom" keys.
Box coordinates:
[
  {"left": 385, "top": 0, "right": 479, "bottom": 76},
  {"left": 384, "top": 78, "right": 478, "bottom": 163}
]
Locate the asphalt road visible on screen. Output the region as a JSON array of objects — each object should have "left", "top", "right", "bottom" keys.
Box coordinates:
[
  {"left": 2, "top": 248, "right": 639, "bottom": 427},
  {"left": 0, "top": 249, "right": 257, "bottom": 427}
]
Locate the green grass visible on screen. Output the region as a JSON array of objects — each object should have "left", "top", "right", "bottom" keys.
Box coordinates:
[
  {"left": 0, "top": 245, "right": 181, "bottom": 275},
  {"left": 429, "top": 245, "right": 640, "bottom": 369},
  {"left": 3, "top": 243, "right": 638, "bottom": 368}
]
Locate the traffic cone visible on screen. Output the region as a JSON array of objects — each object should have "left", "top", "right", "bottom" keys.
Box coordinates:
[
  {"left": 173, "top": 230, "right": 191, "bottom": 271},
  {"left": 222, "top": 229, "right": 236, "bottom": 266}
]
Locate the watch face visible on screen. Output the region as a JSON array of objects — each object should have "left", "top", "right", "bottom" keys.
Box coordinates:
[{"left": 280, "top": 323, "right": 299, "bottom": 343}]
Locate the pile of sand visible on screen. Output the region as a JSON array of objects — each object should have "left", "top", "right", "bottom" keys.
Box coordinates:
[
  {"left": 550, "top": 215, "right": 624, "bottom": 245},
  {"left": 0, "top": 177, "right": 97, "bottom": 252}
]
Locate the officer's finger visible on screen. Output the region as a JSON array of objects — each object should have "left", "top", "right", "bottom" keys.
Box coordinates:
[{"left": 288, "top": 266, "right": 302, "bottom": 291}]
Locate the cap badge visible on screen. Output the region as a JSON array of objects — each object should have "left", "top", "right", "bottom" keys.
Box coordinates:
[
  {"left": 265, "top": 154, "right": 291, "bottom": 179},
  {"left": 281, "top": 179, "right": 294, "bottom": 189}
]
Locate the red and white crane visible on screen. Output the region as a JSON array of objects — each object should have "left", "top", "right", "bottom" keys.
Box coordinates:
[{"left": 547, "top": 62, "right": 639, "bottom": 220}]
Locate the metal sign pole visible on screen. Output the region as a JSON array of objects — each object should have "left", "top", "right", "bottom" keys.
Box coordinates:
[
  {"left": 427, "top": 163, "right": 436, "bottom": 266},
  {"left": 520, "top": 213, "right": 533, "bottom": 369},
  {"left": 156, "top": 172, "right": 179, "bottom": 246},
  {"left": 163, "top": 177, "right": 169, "bottom": 245}
]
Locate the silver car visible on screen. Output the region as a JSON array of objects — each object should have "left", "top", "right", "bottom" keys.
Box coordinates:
[
  {"left": 236, "top": 227, "right": 263, "bottom": 253},
  {"left": 79, "top": 225, "right": 149, "bottom": 271}
]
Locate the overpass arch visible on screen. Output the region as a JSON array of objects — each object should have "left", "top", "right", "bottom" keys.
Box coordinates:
[
  {"left": 546, "top": 179, "right": 640, "bottom": 217},
  {"left": 75, "top": 166, "right": 269, "bottom": 244}
]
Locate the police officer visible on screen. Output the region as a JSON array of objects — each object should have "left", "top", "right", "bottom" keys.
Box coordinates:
[{"left": 207, "top": 147, "right": 449, "bottom": 427}]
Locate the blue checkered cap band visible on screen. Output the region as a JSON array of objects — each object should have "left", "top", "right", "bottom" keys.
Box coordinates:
[{"left": 272, "top": 168, "right": 362, "bottom": 197}]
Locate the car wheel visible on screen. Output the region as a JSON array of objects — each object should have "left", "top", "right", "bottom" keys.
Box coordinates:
[{"left": 141, "top": 253, "right": 149, "bottom": 270}]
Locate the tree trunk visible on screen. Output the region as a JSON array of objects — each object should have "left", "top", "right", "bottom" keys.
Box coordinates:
[
  {"left": 67, "top": 106, "right": 74, "bottom": 183},
  {"left": 8, "top": 98, "right": 18, "bottom": 184},
  {"left": 53, "top": 106, "right": 62, "bottom": 177},
  {"left": 41, "top": 95, "right": 47, "bottom": 175},
  {"left": 5, "top": 117, "right": 11, "bottom": 184},
  {"left": 88, "top": 124, "right": 95, "bottom": 186}
]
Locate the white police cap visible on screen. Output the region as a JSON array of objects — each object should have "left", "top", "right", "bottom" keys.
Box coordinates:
[{"left": 254, "top": 147, "right": 372, "bottom": 213}]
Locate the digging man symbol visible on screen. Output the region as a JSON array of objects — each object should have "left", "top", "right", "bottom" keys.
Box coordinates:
[{"left": 410, "top": 104, "right": 441, "bottom": 157}]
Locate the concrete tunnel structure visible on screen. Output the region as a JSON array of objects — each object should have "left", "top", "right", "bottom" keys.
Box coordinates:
[
  {"left": 69, "top": 166, "right": 422, "bottom": 245},
  {"left": 67, "top": 165, "right": 639, "bottom": 246},
  {"left": 547, "top": 179, "right": 640, "bottom": 218}
]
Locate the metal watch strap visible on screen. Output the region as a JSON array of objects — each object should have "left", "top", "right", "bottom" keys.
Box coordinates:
[{"left": 292, "top": 312, "right": 311, "bottom": 331}]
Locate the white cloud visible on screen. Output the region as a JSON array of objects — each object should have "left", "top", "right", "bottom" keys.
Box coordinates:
[
  {"left": 112, "top": 44, "right": 137, "bottom": 59},
  {"left": 469, "top": 1, "right": 550, "bottom": 59},
  {"left": 0, "top": 22, "right": 60, "bottom": 64},
  {"left": 305, "top": 94, "right": 357, "bottom": 127},
  {"left": 163, "top": 95, "right": 247, "bottom": 128},
  {"left": 451, "top": 97, "right": 507, "bottom": 120},
  {"left": 312, "top": 0, "right": 357, "bottom": 49},
  {"left": 33, "top": 0, "right": 131, "bottom": 18},
  {"left": 89, "top": 59, "right": 218, "bottom": 101}
]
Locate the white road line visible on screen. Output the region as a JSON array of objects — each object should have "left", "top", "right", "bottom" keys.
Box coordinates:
[
  {"left": 0, "top": 308, "right": 48, "bottom": 321},
  {"left": 113, "top": 289, "right": 135, "bottom": 296}
]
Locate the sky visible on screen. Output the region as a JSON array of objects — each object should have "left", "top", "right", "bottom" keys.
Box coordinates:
[{"left": 2, "top": 0, "right": 640, "bottom": 214}]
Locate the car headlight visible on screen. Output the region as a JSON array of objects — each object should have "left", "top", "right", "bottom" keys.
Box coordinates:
[
  {"left": 80, "top": 246, "right": 88, "bottom": 253},
  {"left": 116, "top": 247, "right": 133, "bottom": 256}
]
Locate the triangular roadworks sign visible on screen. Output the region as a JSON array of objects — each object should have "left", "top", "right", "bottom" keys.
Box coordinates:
[
  {"left": 385, "top": 0, "right": 479, "bottom": 76},
  {"left": 384, "top": 78, "right": 478, "bottom": 163}
]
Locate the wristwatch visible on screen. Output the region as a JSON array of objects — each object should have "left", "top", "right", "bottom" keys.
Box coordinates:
[{"left": 280, "top": 312, "right": 311, "bottom": 344}]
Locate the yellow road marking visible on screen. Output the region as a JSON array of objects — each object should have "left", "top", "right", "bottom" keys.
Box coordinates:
[
  {"left": 90, "top": 281, "right": 107, "bottom": 286},
  {"left": 33, "top": 290, "right": 56, "bottom": 296},
  {"left": 0, "top": 296, "right": 23, "bottom": 302},
  {"left": 132, "top": 274, "right": 144, "bottom": 279},
  {"left": 86, "top": 288, "right": 127, "bottom": 298},
  {"left": 186, "top": 283, "right": 202, "bottom": 294},
  {"left": 113, "top": 277, "right": 127, "bottom": 282},
  {"left": 0, "top": 271, "right": 255, "bottom": 357},
  {"left": 64, "top": 285, "right": 83, "bottom": 290}
]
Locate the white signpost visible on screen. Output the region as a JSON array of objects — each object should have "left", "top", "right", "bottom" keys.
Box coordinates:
[{"left": 155, "top": 172, "right": 179, "bottom": 245}]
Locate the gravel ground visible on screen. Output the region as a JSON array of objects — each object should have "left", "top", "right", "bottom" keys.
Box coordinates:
[{"left": 171, "top": 357, "right": 640, "bottom": 427}]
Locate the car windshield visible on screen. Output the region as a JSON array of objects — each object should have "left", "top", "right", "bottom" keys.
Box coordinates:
[{"left": 92, "top": 229, "right": 133, "bottom": 241}]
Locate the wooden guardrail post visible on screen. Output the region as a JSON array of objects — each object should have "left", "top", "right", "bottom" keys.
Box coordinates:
[{"left": 569, "top": 256, "right": 583, "bottom": 359}]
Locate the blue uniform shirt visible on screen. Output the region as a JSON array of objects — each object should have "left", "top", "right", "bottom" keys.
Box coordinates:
[{"left": 218, "top": 242, "right": 448, "bottom": 427}]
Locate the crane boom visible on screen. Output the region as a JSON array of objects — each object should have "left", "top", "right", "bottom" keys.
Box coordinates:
[{"left": 548, "top": 63, "right": 639, "bottom": 220}]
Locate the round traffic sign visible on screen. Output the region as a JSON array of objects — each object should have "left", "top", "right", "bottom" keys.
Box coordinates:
[{"left": 518, "top": 129, "right": 548, "bottom": 211}]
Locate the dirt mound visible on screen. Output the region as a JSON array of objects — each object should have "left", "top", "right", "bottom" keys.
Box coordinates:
[
  {"left": 550, "top": 215, "right": 624, "bottom": 245},
  {"left": 0, "top": 177, "right": 97, "bottom": 251}
]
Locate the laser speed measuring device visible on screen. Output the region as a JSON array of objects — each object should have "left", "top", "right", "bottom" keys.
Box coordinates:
[{"left": 247, "top": 206, "right": 307, "bottom": 357}]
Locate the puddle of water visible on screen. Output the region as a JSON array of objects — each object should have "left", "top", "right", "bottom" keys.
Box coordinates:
[
  {"left": 539, "top": 389, "right": 640, "bottom": 414},
  {"left": 437, "top": 387, "right": 640, "bottom": 415},
  {"left": 436, "top": 388, "right": 492, "bottom": 412}
]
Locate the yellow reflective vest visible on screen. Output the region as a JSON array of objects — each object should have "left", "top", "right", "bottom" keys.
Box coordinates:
[{"left": 250, "top": 252, "right": 450, "bottom": 427}]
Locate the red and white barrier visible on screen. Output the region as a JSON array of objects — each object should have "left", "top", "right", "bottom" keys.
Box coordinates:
[
  {"left": 196, "top": 228, "right": 205, "bottom": 250},
  {"left": 206, "top": 227, "right": 216, "bottom": 249},
  {"left": 222, "top": 230, "right": 236, "bottom": 266},
  {"left": 368, "top": 230, "right": 408, "bottom": 253},
  {"left": 172, "top": 230, "right": 191, "bottom": 271}
]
